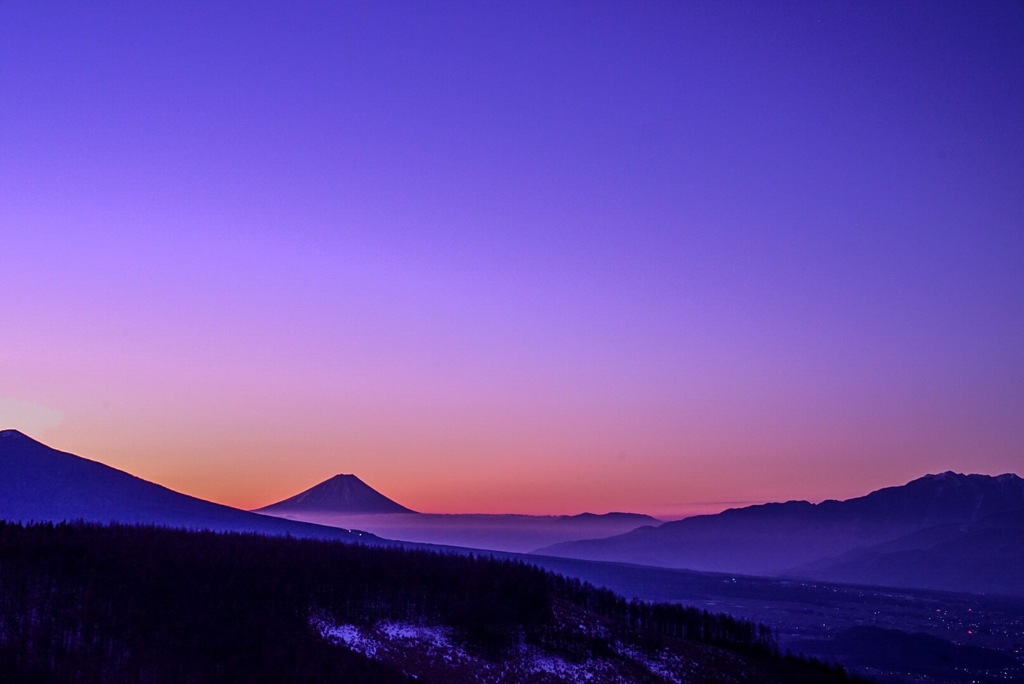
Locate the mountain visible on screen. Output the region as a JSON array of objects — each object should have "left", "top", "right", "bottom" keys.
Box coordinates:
[
  {"left": 793, "top": 508, "right": 1024, "bottom": 595},
  {"left": 0, "top": 429, "right": 377, "bottom": 543},
  {"left": 536, "top": 472, "right": 1024, "bottom": 594},
  {"left": 254, "top": 473, "right": 416, "bottom": 514}
]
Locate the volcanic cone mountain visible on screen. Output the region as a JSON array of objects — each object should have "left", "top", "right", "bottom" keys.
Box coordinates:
[{"left": 255, "top": 473, "right": 416, "bottom": 514}]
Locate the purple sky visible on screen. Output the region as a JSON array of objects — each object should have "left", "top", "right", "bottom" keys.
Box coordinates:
[{"left": 2, "top": 1, "right": 1022, "bottom": 516}]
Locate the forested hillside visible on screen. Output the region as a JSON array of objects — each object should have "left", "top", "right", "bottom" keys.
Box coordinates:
[{"left": 0, "top": 522, "right": 859, "bottom": 683}]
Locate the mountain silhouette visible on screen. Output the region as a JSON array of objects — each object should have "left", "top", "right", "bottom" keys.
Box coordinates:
[
  {"left": 255, "top": 473, "right": 416, "bottom": 514},
  {"left": 536, "top": 471, "right": 1024, "bottom": 594},
  {"left": 0, "top": 429, "right": 378, "bottom": 543},
  {"left": 792, "top": 507, "right": 1024, "bottom": 594}
]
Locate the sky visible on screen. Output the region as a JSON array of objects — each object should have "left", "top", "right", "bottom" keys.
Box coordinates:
[{"left": 2, "top": 1, "right": 1022, "bottom": 517}]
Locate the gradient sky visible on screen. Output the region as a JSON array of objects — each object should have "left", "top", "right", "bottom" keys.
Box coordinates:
[{"left": 2, "top": 1, "right": 1022, "bottom": 517}]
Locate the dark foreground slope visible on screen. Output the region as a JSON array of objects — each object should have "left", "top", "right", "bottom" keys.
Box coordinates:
[
  {"left": 539, "top": 472, "right": 1024, "bottom": 594},
  {"left": 0, "top": 430, "right": 374, "bottom": 543},
  {"left": 0, "top": 521, "right": 861, "bottom": 684}
]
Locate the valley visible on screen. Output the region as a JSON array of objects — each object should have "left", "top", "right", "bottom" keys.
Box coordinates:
[{"left": 524, "top": 557, "right": 1024, "bottom": 683}]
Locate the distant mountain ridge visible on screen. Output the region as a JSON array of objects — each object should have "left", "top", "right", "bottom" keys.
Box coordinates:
[
  {"left": 255, "top": 473, "right": 416, "bottom": 514},
  {"left": 0, "top": 429, "right": 378, "bottom": 544},
  {"left": 537, "top": 471, "right": 1024, "bottom": 595}
]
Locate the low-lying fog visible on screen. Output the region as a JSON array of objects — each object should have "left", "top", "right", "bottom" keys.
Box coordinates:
[{"left": 259, "top": 512, "right": 663, "bottom": 553}]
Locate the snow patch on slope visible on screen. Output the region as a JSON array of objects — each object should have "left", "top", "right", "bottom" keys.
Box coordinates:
[{"left": 311, "top": 615, "right": 697, "bottom": 682}]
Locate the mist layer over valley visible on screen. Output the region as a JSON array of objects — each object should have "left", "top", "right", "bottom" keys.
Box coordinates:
[{"left": 261, "top": 510, "right": 662, "bottom": 554}]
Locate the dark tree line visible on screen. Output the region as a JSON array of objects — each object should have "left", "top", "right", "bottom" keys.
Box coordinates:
[
  {"left": 551, "top": 575, "right": 775, "bottom": 650},
  {"left": 0, "top": 521, "right": 860, "bottom": 683}
]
